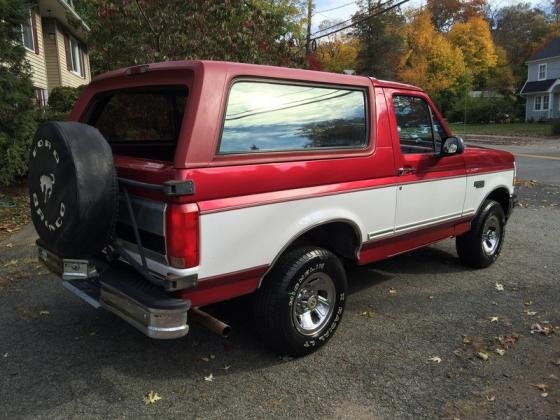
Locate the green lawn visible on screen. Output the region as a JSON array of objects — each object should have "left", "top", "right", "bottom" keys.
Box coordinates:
[{"left": 447, "top": 122, "right": 553, "bottom": 137}]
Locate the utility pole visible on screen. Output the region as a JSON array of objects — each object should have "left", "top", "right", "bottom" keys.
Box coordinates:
[{"left": 306, "top": 0, "right": 313, "bottom": 55}]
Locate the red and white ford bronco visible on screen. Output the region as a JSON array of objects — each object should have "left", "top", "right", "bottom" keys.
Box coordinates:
[{"left": 28, "top": 61, "right": 516, "bottom": 356}]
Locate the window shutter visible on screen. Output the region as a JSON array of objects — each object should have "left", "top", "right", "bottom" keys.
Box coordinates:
[
  {"left": 79, "top": 43, "right": 86, "bottom": 78},
  {"left": 63, "top": 32, "right": 71, "bottom": 71},
  {"left": 31, "top": 11, "right": 39, "bottom": 54}
]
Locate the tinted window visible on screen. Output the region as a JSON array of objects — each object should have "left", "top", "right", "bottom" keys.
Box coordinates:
[
  {"left": 393, "top": 95, "right": 435, "bottom": 154},
  {"left": 219, "top": 81, "right": 367, "bottom": 153},
  {"left": 90, "top": 87, "right": 187, "bottom": 143}
]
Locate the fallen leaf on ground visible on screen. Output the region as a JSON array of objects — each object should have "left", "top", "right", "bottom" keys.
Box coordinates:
[
  {"left": 549, "top": 374, "right": 559, "bottom": 381},
  {"left": 533, "top": 383, "right": 549, "bottom": 392},
  {"left": 541, "top": 392, "right": 548, "bottom": 398},
  {"left": 530, "top": 323, "right": 555, "bottom": 336},
  {"left": 486, "top": 394, "right": 496, "bottom": 402},
  {"left": 360, "top": 310, "right": 376, "bottom": 318},
  {"left": 552, "top": 359, "right": 560, "bottom": 366},
  {"left": 495, "top": 348, "right": 505, "bottom": 356},
  {"left": 524, "top": 301, "right": 533, "bottom": 306},
  {"left": 209, "top": 354, "right": 215, "bottom": 360},
  {"left": 462, "top": 335, "right": 472, "bottom": 345},
  {"left": 3, "top": 353, "right": 7, "bottom": 358},
  {"left": 143, "top": 391, "right": 162, "bottom": 405},
  {"left": 201, "top": 357, "right": 210, "bottom": 362},
  {"left": 525, "top": 310, "right": 538, "bottom": 316},
  {"left": 503, "top": 335, "right": 519, "bottom": 348},
  {"left": 388, "top": 288, "right": 397, "bottom": 294},
  {"left": 39, "top": 310, "right": 49, "bottom": 315},
  {"left": 223, "top": 365, "right": 231, "bottom": 371},
  {"left": 204, "top": 373, "right": 214, "bottom": 382},
  {"left": 5, "top": 243, "right": 13, "bottom": 248},
  {"left": 3, "top": 259, "right": 18, "bottom": 267},
  {"left": 428, "top": 295, "right": 434, "bottom": 300},
  {"left": 476, "top": 351, "right": 489, "bottom": 361},
  {"left": 489, "top": 316, "right": 499, "bottom": 322},
  {"left": 429, "top": 356, "right": 442, "bottom": 363},
  {"left": 495, "top": 283, "right": 504, "bottom": 291}
]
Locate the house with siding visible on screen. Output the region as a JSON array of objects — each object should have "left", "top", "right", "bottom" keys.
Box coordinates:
[
  {"left": 520, "top": 38, "right": 560, "bottom": 121},
  {"left": 18, "top": 0, "right": 91, "bottom": 106}
]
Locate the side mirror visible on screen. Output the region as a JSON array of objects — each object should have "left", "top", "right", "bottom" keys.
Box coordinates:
[{"left": 440, "top": 136, "right": 465, "bottom": 156}]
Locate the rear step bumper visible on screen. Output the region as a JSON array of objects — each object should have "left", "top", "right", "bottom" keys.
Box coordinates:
[{"left": 64, "top": 264, "right": 190, "bottom": 339}]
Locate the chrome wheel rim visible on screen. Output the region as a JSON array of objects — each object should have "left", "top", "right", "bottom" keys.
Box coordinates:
[
  {"left": 292, "top": 272, "right": 336, "bottom": 336},
  {"left": 482, "top": 215, "right": 501, "bottom": 255}
]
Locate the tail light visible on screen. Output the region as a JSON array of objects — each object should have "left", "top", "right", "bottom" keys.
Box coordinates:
[{"left": 166, "top": 203, "right": 199, "bottom": 269}]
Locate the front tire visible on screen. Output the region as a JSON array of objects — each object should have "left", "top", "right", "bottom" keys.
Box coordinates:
[
  {"left": 456, "top": 199, "right": 506, "bottom": 268},
  {"left": 254, "top": 247, "right": 347, "bottom": 357}
]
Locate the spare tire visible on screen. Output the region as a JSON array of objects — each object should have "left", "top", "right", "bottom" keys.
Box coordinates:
[{"left": 28, "top": 121, "right": 118, "bottom": 258}]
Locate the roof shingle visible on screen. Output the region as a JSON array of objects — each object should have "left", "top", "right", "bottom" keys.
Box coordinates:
[
  {"left": 520, "top": 79, "right": 557, "bottom": 94},
  {"left": 529, "top": 38, "right": 560, "bottom": 61}
]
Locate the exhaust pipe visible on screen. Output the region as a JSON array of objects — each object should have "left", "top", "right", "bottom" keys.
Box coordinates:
[{"left": 190, "top": 307, "right": 231, "bottom": 338}]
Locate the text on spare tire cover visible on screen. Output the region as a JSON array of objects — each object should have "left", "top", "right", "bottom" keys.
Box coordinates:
[{"left": 31, "top": 139, "right": 66, "bottom": 231}]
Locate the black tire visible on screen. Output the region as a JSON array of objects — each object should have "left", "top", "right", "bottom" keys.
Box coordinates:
[
  {"left": 456, "top": 199, "right": 506, "bottom": 268},
  {"left": 28, "top": 121, "right": 118, "bottom": 258},
  {"left": 254, "top": 247, "right": 347, "bottom": 356}
]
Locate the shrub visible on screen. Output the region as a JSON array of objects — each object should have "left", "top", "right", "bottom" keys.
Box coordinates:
[
  {"left": 47, "top": 86, "right": 85, "bottom": 113},
  {"left": 446, "top": 96, "right": 518, "bottom": 124},
  {"left": 0, "top": 0, "right": 39, "bottom": 186}
]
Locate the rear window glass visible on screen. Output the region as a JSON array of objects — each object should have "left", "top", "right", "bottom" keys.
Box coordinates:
[
  {"left": 219, "top": 81, "right": 368, "bottom": 154},
  {"left": 88, "top": 86, "right": 187, "bottom": 143}
]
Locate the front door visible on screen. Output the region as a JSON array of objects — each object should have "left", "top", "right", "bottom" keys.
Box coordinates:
[{"left": 388, "top": 91, "right": 466, "bottom": 234}]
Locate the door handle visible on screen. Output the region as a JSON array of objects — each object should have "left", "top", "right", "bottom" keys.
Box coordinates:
[{"left": 398, "top": 166, "right": 416, "bottom": 176}]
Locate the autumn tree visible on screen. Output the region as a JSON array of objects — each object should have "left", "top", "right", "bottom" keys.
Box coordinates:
[
  {"left": 448, "top": 15, "right": 497, "bottom": 87},
  {"left": 353, "top": 0, "right": 405, "bottom": 79},
  {"left": 396, "top": 10, "right": 465, "bottom": 96},
  {"left": 426, "top": 0, "right": 486, "bottom": 32},
  {"left": 491, "top": 4, "right": 552, "bottom": 84},
  {"left": 315, "top": 38, "right": 359, "bottom": 73},
  {"left": 74, "top": 0, "right": 307, "bottom": 74}
]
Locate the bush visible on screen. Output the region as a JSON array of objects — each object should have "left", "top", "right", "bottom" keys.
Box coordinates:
[
  {"left": 47, "top": 85, "right": 85, "bottom": 113},
  {"left": 0, "top": 0, "right": 39, "bottom": 186},
  {"left": 446, "top": 96, "right": 518, "bottom": 124}
]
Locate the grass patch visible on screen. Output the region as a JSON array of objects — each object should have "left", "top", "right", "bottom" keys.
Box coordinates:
[{"left": 447, "top": 122, "right": 553, "bottom": 137}]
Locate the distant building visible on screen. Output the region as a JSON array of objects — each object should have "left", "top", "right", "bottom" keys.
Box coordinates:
[
  {"left": 520, "top": 38, "right": 560, "bottom": 121},
  {"left": 18, "top": 0, "right": 91, "bottom": 106}
]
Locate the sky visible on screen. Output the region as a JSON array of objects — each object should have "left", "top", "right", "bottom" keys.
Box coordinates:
[{"left": 312, "top": 0, "right": 545, "bottom": 32}]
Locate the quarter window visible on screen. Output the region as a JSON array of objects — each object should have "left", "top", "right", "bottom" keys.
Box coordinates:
[
  {"left": 393, "top": 95, "right": 439, "bottom": 154},
  {"left": 219, "top": 81, "right": 368, "bottom": 153}
]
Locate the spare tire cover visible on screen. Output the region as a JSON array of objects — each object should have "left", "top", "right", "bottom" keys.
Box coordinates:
[{"left": 28, "top": 121, "right": 118, "bottom": 258}]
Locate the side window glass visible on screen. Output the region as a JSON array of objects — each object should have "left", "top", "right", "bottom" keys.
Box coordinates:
[
  {"left": 219, "top": 81, "right": 367, "bottom": 153},
  {"left": 392, "top": 95, "right": 435, "bottom": 154}
]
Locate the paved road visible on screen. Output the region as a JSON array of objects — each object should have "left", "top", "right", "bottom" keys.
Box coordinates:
[{"left": 1, "top": 141, "right": 559, "bottom": 419}]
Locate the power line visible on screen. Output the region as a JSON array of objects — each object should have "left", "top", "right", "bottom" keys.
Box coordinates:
[
  {"left": 313, "top": 1, "right": 356, "bottom": 15},
  {"left": 311, "top": 0, "right": 410, "bottom": 41}
]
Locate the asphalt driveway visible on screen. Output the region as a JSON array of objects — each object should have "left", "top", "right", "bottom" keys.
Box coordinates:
[{"left": 1, "top": 183, "right": 559, "bottom": 419}]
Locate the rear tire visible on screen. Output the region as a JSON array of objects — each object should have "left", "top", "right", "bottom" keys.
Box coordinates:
[
  {"left": 456, "top": 199, "right": 505, "bottom": 268},
  {"left": 254, "top": 247, "right": 347, "bottom": 357}
]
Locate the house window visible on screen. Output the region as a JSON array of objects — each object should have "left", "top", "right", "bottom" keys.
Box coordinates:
[
  {"left": 534, "top": 95, "right": 549, "bottom": 111},
  {"left": 534, "top": 96, "right": 541, "bottom": 110},
  {"left": 543, "top": 95, "right": 550, "bottom": 110},
  {"left": 538, "top": 63, "right": 547, "bottom": 80},
  {"left": 34, "top": 88, "right": 48, "bottom": 107},
  {"left": 19, "top": 10, "right": 35, "bottom": 51},
  {"left": 69, "top": 36, "right": 83, "bottom": 76}
]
